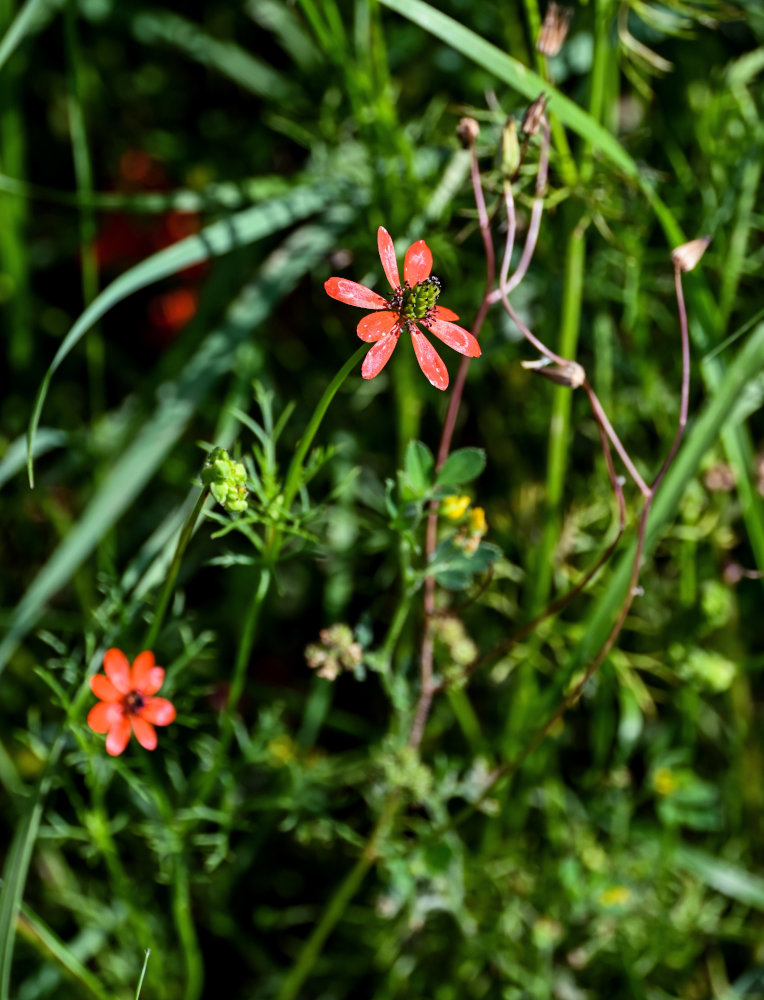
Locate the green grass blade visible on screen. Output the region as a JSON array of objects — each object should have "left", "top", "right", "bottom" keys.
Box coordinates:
[
  {"left": 378, "top": 0, "right": 639, "bottom": 179},
  {"left": 2, "top": 219, "right": 348, "bottom": 675},
  {"left": 0, "top": 736, "right": 63, "bottom": 1000},
  {"left": 0, "top": 429, "right": 67, "bottom": 490},
  {"left": 0, "top": 0, "right": 57, "bottom": 74},
  {"left": 26, "top": 181, "right": 338, "bottom": 486},
  {"left": 675, "top": 845, "right": 764, "bottom": 911},
  {"left": 132, "top": 10, "right": 297, "bottom": 101},
  {"left": 16, "top": 902, "right": 111, "bottom": 1000},
  {"left": 569, "top": 320, "right": 764, "bottom": 672}
]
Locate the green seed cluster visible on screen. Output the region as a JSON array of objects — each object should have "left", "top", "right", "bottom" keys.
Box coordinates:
[{"left": 400, "top": 276, "right": 441, "bottom": 320}]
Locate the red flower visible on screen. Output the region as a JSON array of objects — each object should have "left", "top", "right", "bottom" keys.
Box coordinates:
[
  {"left": 87, "top": 648, "right": 176, "bottom": 756},
  {"left": 324, "top": 227, "right": 481, "bottom": 390}
]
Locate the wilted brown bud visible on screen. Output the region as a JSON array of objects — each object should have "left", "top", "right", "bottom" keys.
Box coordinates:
[
  {"left": 703, "top": 463, "right": 735, "bottom": 492},
  {"left": 537, "top": 3, "right": 573, "bottom": 57},
  {"left": 501, "top": 116, "right": 521, "bottom": 177},
  {"left": 723, "top": 562, "right": 744, "bottom": 585},
  {"left": 522, "top": 357, "right": 586, "bottom": 389},
  {"left": 456, "top": 116, "right": 480, "bottom": 148},
  {"left": 671, "top": 235, "right": 711, "bottom": 273},
  {"left": 522, "top": 94, "right": 547, "bottom": 136}
]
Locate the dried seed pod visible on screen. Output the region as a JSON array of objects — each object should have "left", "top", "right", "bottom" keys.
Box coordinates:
[
  {"left": 537, "top": 3, "right": 573, "bottom": 57},
  {"left": 671, "top": 236, "right": 711, "bottom": 273},
  {"left": 522, "top": 93, "right": 548, "bottom": 136},
  {"left": 522, "top": 357, "right": 586, "bottom": 389},
  {"left": 456, "top": 116, "right": 480, "bottom": 148}
]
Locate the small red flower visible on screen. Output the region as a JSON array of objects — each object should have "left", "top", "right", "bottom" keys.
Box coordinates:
[
  {"left": 324, "top": 227, "right": 481, "bottom": 390},
  {"left": 87, "top": 648, "right": 176, "bottom": 756}
]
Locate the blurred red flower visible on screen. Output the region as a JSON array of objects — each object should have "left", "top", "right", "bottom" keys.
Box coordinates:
[
  {"left": 325, "top": 227, "right": 481, "bottom": 390},
  {"left": 87, "top": 648, "right": 176, "bottom": 756}
]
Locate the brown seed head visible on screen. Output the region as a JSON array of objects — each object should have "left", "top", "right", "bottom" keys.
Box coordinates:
[
  {"left": 456, "top": 116, "right": 480, "bottom": 148},
  {"left": 522, "top": 94, "right": 548, "bottom": 136},
  {"left": 671, "top": 236, "right": 711, "bottom": 273},
  {"left": 537, "top": 3, "right": 573, "bottom": 57}
]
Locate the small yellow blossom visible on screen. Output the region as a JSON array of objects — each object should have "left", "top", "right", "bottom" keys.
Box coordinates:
[
  {"left": 469, "top": 506, "right": 487, "bottom": 535},
  {"left": 268, "top": 735, "right": 297, "bottom": 765},
  {"left": 599, "top": 886, "right": 631, "bottom": 907},
  {"left": 442, "top": 495, "right": 471, "bottom": 519},
  {"left": 653, "top": 767, "right": 679, "bottom": 796}
]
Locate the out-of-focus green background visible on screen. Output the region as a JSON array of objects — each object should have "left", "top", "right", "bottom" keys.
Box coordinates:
[{"left": 2, "top": 1, "right": 764, "bottom": 998}]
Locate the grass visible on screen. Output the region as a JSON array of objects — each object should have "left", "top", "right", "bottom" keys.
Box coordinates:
[{"left": 2, "top": 1, "right": 764, "bottom": 998}]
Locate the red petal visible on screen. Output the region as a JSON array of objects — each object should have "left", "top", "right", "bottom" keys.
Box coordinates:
[
  {"left": 131, "top": 716, "right": 158, "bottom": 750},
  {"left": 404, "top": 240, "right": 432, "bottom": 285},
  {"left": 324, "top": 277, "right": 387, "bottom": 310},
  {"left": 427, "top": 318, "right": 482, "bottom": 358},
  {"left": 433, "top": 304, "right": 459, "bottom": 322},
  {"left": 357, "top": 311, "right": 399, "bottom": 343},
  {"left": 90, "top": 674, "right": 120, "bottom": 702},
  {"left": 377, "top": 227, "right": 401, "bottom": 290},
  {"left": 88, "top": 701, "right": 123, "bottom": 733},
  {"left": 410, "top": 329, "right": 449, "bottom": 390},
  {"left": 361, "top": 333, "right": 399, "bottom": 379},
  {"left": 141, "top": 697, "right": 177, "bottom": 726},
  {"left": 105, "top": 717, "right": 132, "bottom": 756},
  {"left": 103, "top": 648, "right": 131, "bottom": 694},
  {"left": 131, "top": 651, "right": 165, "bottom": 696}
]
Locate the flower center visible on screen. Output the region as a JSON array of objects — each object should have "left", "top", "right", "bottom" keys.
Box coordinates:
[
  {"left": 123, "top": 689, "right": 145, "bottom": 714},
  {"left": 396, "top": 276, "right": 441, "bottom": 320}
]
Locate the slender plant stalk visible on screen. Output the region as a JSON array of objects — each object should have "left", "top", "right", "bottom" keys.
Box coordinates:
[{"left": 144, "top": 489, "right": 209, "bottom": 650}]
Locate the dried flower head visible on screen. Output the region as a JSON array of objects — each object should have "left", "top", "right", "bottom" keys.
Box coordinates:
[
  {"left": 456, "top": 116, "right": 480, "bottom": 148},
  {"left": 522, "top": 357, "right": 586, "bottom": 389},
  {"left": 305, "top": 623, "right": 363, "bottom": 681},
  {"left": 522, "top": 94, "right": 548, "bottom": 136},
  {"left": 671, "top": 236, "right": 711, "bottom": 273},
  {"left": 537, "top": 3, "right": 573, "bottom": 56}
]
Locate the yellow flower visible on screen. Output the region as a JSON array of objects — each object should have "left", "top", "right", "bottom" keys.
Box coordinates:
[
  {"left": 469, "top": 506, "right": 487, "bottom": 535},
  {"left": 442, "top": 495, "right": 470, "bottom": 519},
  {"left": 599, "top": 886, "right": 631, "bottom": 907},
  {"left": 653, "top": 767, "right": 679, "bottom": 796}
]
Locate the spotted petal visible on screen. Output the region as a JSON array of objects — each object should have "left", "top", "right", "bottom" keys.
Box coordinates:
[
  {"left": 357, "top": 311, "right": 399, "bottom": 343},
  {"left": 324, "top": 277, "right": 387, "bottom": 310},
  {"left": 404, "top": 240, "right": 432, "bottom": 285},
  {"left": 142, "top": 697, "right": 177, "bottom": 726},
  {"left": 105, "top": 716, "right": 132, "bottom": 756},
  {"left": 433, "top": 305, "right": 459, "bottom": 322},
  {"left": 131, "top": 651, "right": 165, "bottom": 696},
  {"left": 361, "top": 332, "right": 399, "bottom": 379},
  {"left": 427, "top": 318, "right": 482, "bottom": 358},
  {"left": 103, "top": 648, "right": 131, "bottom": 694},
  {"left": 410, "top": 329, "right": 448, "bottom": 390},
  {"left": 131, "top": 716, "right": 158, "bottom": 751},
  {"left": 377, "top": 227, "right": 400, "bottom": 290}
]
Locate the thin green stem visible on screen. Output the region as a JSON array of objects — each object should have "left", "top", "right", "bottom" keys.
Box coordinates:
[
  {"left": 144, "top": 490, "right": 209, "bottom": 650},
  {"left": 172, "top": 857, "right": 203, "bottom": 1000},
  {"left": 282, "top": 345, "right": 365, "bottom": 512},
  {"left": 276, "top": 792, "right": 401, "bottom": 1000}
]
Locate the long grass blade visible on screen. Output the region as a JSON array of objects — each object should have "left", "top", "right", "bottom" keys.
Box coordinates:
[
  {"left": 27, "top": 182, "right": 339, "bottom": 485},
  {"left": 3, "top": 219, "right": 349, "bottom": 674}
]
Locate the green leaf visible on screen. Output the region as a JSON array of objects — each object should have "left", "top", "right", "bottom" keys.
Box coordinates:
[
  {"left": 436, "top": 447, "right": 486, "bottom": 488},
  {"left": 429, "top": 539, "right": 501, "bottom": 590},
  {"left": 0, "top": 0, "right": 59, "bottom": 75},
  {"left": 404, "top": 440, "right": 434, "bottom": 497},
  {"left": 27, "top": 182, "right": 341, "bottom": 486},
  {"left": 1, "top": 222, "right": 345, "bottom": 675},
  {"left": 675, "top": 846, "right": 764, "bottom": 911}
]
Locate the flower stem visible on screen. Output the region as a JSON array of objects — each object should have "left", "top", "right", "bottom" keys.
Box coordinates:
[
  {"left": 276, "top": 792, "right": 401, "bottom": 1000},
  {"left": 144, "top": 489, "right": 209, "bottom": 650}
]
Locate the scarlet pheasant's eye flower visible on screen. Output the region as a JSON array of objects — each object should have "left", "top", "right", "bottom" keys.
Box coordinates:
[
  {"left": 324, "top": 227, "right": 481, "bottom": 390},
  {"left": 87, "top": 648, "right": 176, "bottom": 756}
]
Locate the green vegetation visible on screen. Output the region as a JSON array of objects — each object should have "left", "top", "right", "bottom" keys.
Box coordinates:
[{"left": 2, "top": 1, "right": 764, "bottom": 997}]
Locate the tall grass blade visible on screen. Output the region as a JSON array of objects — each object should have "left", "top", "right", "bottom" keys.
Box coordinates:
[
  {"left": 27, "top": 182, "right": 340, "bottom": 485},
  {"left": 3, "top": 220, "right": 348, "bottom": 674}
]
